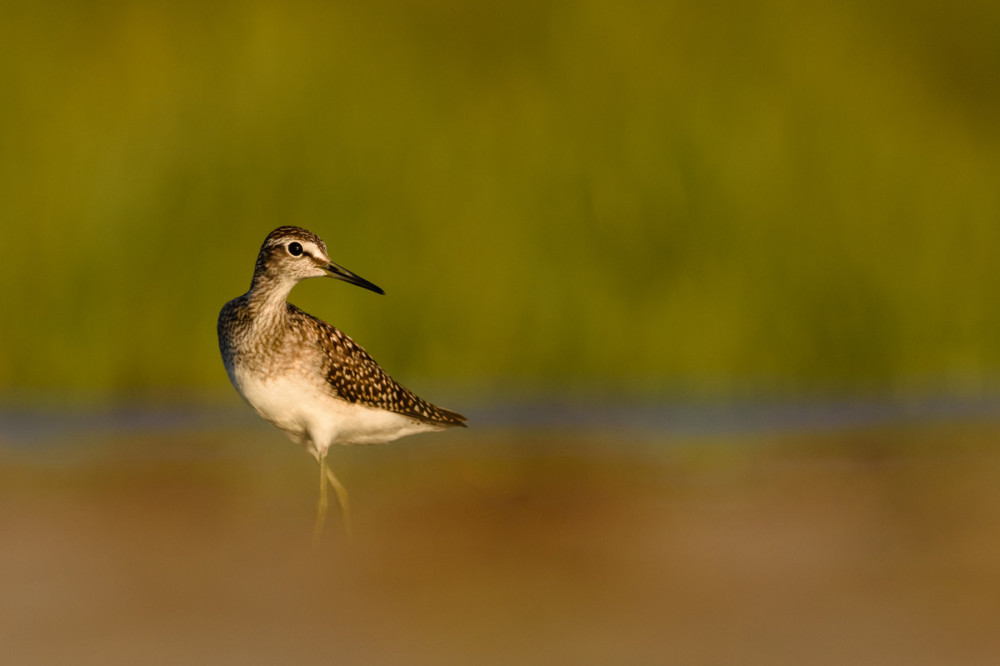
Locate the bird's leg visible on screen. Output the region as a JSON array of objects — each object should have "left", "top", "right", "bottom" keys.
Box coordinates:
[
  {"left": 324, "top": 462, "right": 353, "bottom": 544},
  {"left": 313, "top": 449, "right": 329, "bottom": 544},
  {"left": 312, "top": 448, "right": 353, "bottom": 545}
]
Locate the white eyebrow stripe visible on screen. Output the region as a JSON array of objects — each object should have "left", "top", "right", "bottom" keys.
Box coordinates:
[{"left": 299, "top": 240, "right": 327, "bottom": 261}]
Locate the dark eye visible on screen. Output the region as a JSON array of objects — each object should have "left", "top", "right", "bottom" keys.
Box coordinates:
[{"left": 288, "top": 242, "right": 303, "bottom": 256}]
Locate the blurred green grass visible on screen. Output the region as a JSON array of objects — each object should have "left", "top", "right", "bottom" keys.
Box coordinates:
[{"left": 1, "top": 0, "right": 998, "bottom": 402}]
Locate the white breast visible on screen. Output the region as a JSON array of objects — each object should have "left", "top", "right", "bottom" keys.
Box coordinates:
[{"left": 230, "top": 366, "right": 443, "bottom": 453}]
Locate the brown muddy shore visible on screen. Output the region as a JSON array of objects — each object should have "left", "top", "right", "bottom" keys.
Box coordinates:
[{"left": 1, "top": 422, "right": 999, "bottom": 665}]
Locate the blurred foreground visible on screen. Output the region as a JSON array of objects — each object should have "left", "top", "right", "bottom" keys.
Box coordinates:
[{"left": 2, "top": 416, "right": 1000, "bottom": 665}]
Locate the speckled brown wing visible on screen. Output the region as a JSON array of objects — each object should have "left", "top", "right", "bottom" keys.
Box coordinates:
[{"left": 295, "top": 307, "right": 467, "bottom": 427}]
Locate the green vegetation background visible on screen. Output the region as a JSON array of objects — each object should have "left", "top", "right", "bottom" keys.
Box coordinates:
[{"left": 1, "top": 0, "right": 998, "bottom": 403}]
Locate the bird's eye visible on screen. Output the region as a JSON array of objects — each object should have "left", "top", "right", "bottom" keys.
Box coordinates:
[{"left": 288, "top": 242, "right": 303, "bottom": 256}]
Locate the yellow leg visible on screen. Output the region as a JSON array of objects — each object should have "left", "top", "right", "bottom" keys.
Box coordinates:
[
  {"left": 324, "top": 462, "right": 353, "bottom": 544},
  {"left": 312, "top": 449, "right": 353, "bottom": 545},
  {"left": 313, "top": 450, "right": 329, "bottom": 544}
]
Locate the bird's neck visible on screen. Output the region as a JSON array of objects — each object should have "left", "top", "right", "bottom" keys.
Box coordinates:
[{"left": 246, "top": 274, "right": 295, "bottom": 329}]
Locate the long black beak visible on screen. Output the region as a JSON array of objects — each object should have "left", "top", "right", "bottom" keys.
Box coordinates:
[{"left": 324, "top": 261, "right": 385, "bottom": 295}]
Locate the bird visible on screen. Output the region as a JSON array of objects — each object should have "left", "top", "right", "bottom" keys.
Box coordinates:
[{"left": 218, "top": 226, "right": 467, "bottom": 541}]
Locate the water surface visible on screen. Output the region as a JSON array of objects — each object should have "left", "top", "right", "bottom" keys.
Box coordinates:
[{"left": 1, "top": 405, "right": 999, "bottom": 665}]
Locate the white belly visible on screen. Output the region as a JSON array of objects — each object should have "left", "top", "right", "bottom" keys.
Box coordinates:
[{"left": 231, "top": 369, "right": 441, "bottom": 452}]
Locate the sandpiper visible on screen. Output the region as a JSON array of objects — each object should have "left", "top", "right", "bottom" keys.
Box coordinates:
[{"left": 218, "top": 226, "right": 466, "bottom": 540}]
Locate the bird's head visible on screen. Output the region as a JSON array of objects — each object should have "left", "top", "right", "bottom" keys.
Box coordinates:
[{"left": 252, "top": 226, "right": 384, "bottom": 294}]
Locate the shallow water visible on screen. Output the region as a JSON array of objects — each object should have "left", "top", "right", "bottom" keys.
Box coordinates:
[{"left": 2, "top": 411, "right": 1000, "bottom": 665}]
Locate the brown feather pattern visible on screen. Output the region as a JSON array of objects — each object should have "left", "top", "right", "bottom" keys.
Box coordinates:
[{"left": 218, "top": 226, "right": 466, "bottom": 430}]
